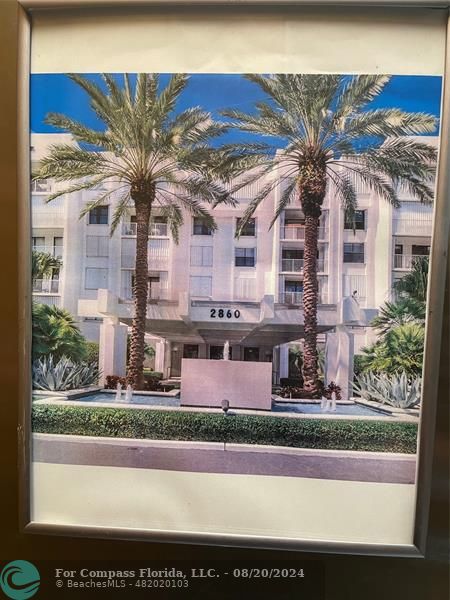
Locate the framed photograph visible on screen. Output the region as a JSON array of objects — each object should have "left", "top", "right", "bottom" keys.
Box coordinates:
[{"left": 12, "top": 1, "right": 450, "bottom": 555}]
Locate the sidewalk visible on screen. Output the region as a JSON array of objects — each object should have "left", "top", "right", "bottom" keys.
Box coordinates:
[{"left": 33, "top": 433, "right": 416, "bottom": 484}]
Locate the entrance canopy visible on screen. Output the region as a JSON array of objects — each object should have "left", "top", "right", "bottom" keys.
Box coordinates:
[{"left": 79, "top": 290, "right": 341, "bottom": 348}]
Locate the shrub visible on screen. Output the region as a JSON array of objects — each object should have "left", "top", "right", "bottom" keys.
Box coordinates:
[
  {"left": 32, "top": 303, "right": 88, "bottom": 362},
  {"left": 323, "top": 381, "right": 342, "bottom": 400},
  {"left": 352, "top": 372, "right": 421, "bottom": 409},
  {"left": 279, "top": 381, "right": 325, "bottom": 399},
  {"left": 280, "top": 377, "right": 302, "bottom": 387},
  {"left": 85, "top": 341, "right": 100, "bottom": 364},
  {"left": 31, "top": 404, "right": 418, "bottom": 453},
  {"left": 33, "top": 355, "right": 100, "bottom": 391},
  {"left": 105, "top": 373, "right": 164, "bottom": 392}
]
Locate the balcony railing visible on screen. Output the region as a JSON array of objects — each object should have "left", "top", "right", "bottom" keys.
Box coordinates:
[
  {"left": 281, "top": 258, "right": 325, "bottom": 272},
  {"left": 32, "top": 295, "right": 60, "bottom": 307},
  {"left": 121, "top": 283, "right": 168, "bottom": 301},
  {"left": 32, "top": 245, "right": 63, "bottom": 259},
  {"left": 393, "top": 218, "right": 432, "bottom": 237},
  {"left": 279, "top": 291, "right": 303, "bottom": 305},
  {"left": 393, "top": 254, "right": 428, "bottom": 270},
  {"left": 122, "top": 221, "right": 169, "bottom": 237},
  {"left": 33, "top": 279, "right": 60, "bottom": 294},
  {"left": 281, "top": 226, "right": 327, "bottom": 241},
  {"left": 278, "top": 291, "right": 327, "bottom": 305}
]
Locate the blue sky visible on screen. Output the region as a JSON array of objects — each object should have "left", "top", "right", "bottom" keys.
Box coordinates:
[{"left": 31, "top": 73, "right": 442, "bottom": 147}]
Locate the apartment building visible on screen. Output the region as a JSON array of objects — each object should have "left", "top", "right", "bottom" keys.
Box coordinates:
[{"left": 31, "top": 133, "right": 435, "bottom": 394}]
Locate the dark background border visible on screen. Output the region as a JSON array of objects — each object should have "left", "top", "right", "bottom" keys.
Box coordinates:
[{"left": 0, "top": 2, "right": 448, "bottom": 597}]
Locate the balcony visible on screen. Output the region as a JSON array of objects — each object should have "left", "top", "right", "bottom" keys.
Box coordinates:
[
  {"left": 393, "top": 254, "right": 428, "bottom": 270},
  {"left": 120, "top": 283, "right": 168, "bottom": 302},
  {"left": 33, "top": 279, "right": 60, "bottom": 294},
  {"left": 280, "top": 225, "right": 328, "bottom": 241},
  {"left": 122, "top": 221, "right": 169, "bottom": 237},
  {"left": 32, "top": 245, "right": 63, "bottom": 259},
  {"left": 281, "top": 258, "right": 325, "bottom": 273},
  {"left": 393, "top": 217, "right": 432, "bottom": 237},
  {"left": 279, "top": 291, "right": 303, "bottom": 305}
]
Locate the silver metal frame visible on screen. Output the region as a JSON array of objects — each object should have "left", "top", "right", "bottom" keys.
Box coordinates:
[{"left": 15, "top": 0, "right": 450, "bottom": 556}]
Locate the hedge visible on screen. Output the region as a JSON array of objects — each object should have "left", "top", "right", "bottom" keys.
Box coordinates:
[{"left": 32, "top": 404, "right": 418, "bottom": 453}]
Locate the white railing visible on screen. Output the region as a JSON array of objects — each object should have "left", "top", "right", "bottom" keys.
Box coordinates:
[
  {"left": 121, "top": 284, "right": 168, "bottom": 301},
  {"left": 393, "top": 217, "right": 432, "bottom": 237},
  {"left": 33, "top": 279, "right": 60, "bottom": 294},
  {"left": 393, "top": 254, "right": 428, "bottom": 270},
  {"left": 278, "top": 291, "right": 327, "bottom": 305},
  {"left": 32, "top": 295, "right": 60, "bottom": 307},
  {"left": 281, "top": 226, "right": 328, "bottom": 240},
  {"left": 281, "top": 258, "right": 304, "bottom": 272},
  {"left": 31, "top": 179, "right": 51, "bottom": 193},
  {"left": 122, "top": 221, "right": 169, "bottom": 237},
  {"left": 32, "top": 245, "right": 63, "bottom": 259},
  {"left": 279, "top": 291, "right": 303, "bottom": 305},
  {"left": 281, "top": 258, "right": 325, "bottom": 272}
]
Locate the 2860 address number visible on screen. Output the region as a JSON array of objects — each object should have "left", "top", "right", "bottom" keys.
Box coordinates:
[{"left": 210, "top": 309, "right": 241, "bottom": 319}]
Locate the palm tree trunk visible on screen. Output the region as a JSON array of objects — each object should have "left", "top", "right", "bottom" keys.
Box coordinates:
[
  {"left": 302, "top": 214, "right": 319, "bottom": 394},
  {"left": 127, "top": 197, "right": 152, "bottom": 389}
]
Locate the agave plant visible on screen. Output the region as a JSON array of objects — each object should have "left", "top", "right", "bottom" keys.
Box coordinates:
[
  {"left": 352, "top": 371, "right": 421, "bottom": 409},
  {"left": 33, "top": 355, "right": 101, "bottom": 391}
]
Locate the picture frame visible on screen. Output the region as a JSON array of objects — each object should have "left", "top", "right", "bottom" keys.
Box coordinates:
[{"left": 3, "top": 0, "right": 449, "bottom": 558}]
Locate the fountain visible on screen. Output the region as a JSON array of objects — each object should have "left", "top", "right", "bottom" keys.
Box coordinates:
[
  {"left": 125, "top": 384, "right": 133, "bottom": 402},
  {"left": 223, "top": 340, "right": 230, "bottom": 361},
  {"left": 115, "top": 382, "right": 122, "bottom": 402}
]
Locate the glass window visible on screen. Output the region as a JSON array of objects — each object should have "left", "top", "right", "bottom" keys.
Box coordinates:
[
  {"left": 183, "top": 344, "right": 199, "bottom": 359},
  {"left": 235, "top": 247, "right": 256, "bottom": 267},
  {"left": 209, "top": 345, "right": 224, "bottom": 360},
  {"left": 343, "top": 243, "right": 365, "bottom": 263},
  {"left": 411, "top": 245, "right": 430, "bottom": 256},
  {"left": 85, "top": 268, "right": 108, "bottom": 289},
  {"left": 193, "top": 217, "right": 212, "bottom": 235},
  {"left": 190, "top": 246, "right": 213, "bottom": 267},
  {"left": 236, "top": 218, "right": 256, "bottom": 236},
  {"left": 344, "top": 210, "right": 366, "bottom": 230},
  {"left": 88, "top": 206, "right": 109, "bottom": 225},
  {"left": 244, "top": 347, "right": 259, "bottom": 362}
]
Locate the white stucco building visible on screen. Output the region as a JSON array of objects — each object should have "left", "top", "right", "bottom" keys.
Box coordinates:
[{"left": 31, "top": 133, "right": 435, "bottom": 397}]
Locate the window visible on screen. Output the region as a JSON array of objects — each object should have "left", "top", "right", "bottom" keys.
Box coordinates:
[
  {"left": 86, "top": 236, "right": 109, "bottom": 257},
  {"left": 244, "top": 347, "right": 259, "bottom": 362},
  {"left": 412, "top": 245, "right": 430, "bottom": 256},
  {"left": 85, "top": 267, "right": 108, "bottom": 289},
  {"left": 210, "top": 346, "right": 224, "bottom": 360},
  {"left": 236, "top": 218, "right": 256, "bottom": 236},
  {"left": 183, "top": 344, "right": 199, "bottom": 359},
  {"left": 235, "top": 247, "right": 256, "bottom": 267},
  {"left": 344, "top": 210, "right": 366, "bottom": 231},
  {"left": 31, "top": 178, "right": 51, "bottom": 193},
  {"left": 193, "top": 217, "right": 212, "bottom": 235},
  {"left": 190, "top": 246, "right": 213, "bottom": 267},
  {"left": 394, "top": 244, "right": 403, "bottom": 255},
  {"left": 88, "top": 205, "right": 109, "bottom": 225},
  {"left": 343, "top": 243, "right": 365, "bottom": 263},
  {"left": 32, "top": 236, "right": 45, "bottom": 250},
  {"left": 190, "top": 276, "right": 212, "bottom": 297}
]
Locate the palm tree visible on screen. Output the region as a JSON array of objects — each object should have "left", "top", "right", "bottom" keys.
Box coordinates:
[
  {"left": 359, "top": 322, "right": 424, "bottom": 377},
  {"left": 32, "top": 250, "right": 61, "bottom": 283},
  {"left": 371, "top": 297, "right": 425, "bottom": 336},
  {"left": 33, "top": 73, "right": 233, "bottom": 389},
  {"left": 222, "top": 74, "right": 437, "bottom": 394},
  {"left": 32, "top": 303, "right": 87, "bottom": 362},
  {"left": 393, "top": 255, "right": 429, "bottom": 303}
]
